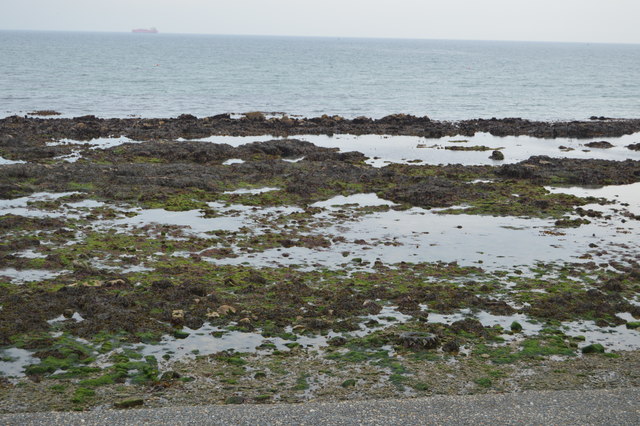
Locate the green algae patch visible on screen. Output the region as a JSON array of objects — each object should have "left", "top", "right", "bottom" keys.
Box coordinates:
[
  {"left": 71, "top": 387, "right": 95, "bottom": 404},
  {"left": 112, "top": 354, "right": 159, "bottom": 385},
  {"left": 341, "top": 378, "right": 357, "bottom": 388},
  {"left": 141, "top": 190, "right": 212, "bottom": 211},
  {"left": 581, "top": 344, "right": 606, "bottom": 354},
  {"left": 67, "top": 182, "right": 96, "bottom": 192},
  {"left": 474, "top": 335, "right": 576, "bottom": 364},
  {"left": 23, "top": 335, "right": 97, "bottom": 378},
  {"left": 292, "top": 374, "right": 310, "bottom": 391},
  {"left": 436, "top": 182, "right": 589, "bottom": 218},
  {"left": 474, "top": 377, "right": 492, "bottom": 388}
]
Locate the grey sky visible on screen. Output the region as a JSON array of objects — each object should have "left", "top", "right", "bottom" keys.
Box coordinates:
[{"left": 1, "top": 0, "right": 639, "bottom": 44}]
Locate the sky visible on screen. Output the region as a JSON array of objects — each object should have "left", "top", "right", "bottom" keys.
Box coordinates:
[{"left": 1, "top": 0, "right": 639, "bottom": 44}]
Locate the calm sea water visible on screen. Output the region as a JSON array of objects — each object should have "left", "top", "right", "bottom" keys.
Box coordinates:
[{"left": 1, "top": 31, "right": 639, "bottom": 120}]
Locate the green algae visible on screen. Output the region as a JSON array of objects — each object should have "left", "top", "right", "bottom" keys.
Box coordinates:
[{"left": 474, "top": 333, "right": 576, "bottom": 365}]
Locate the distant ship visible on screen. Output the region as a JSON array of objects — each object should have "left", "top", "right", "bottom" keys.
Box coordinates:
[{"left": 132, "top": 27, "right": 158, "bottom": 34}]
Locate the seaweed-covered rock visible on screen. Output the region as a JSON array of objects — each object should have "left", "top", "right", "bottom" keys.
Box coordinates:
[
  {"left": 489, "top": 150, "right": 505, "bottom": 160},
  {"left": 397, "top": 332, "right": 440, "bottom": 349},
  {"left": 450, "top": 318, "right": 486, "bottom": 337},
  {"left": 442, "top": 340, "right": 460, "bottom": 353},
  {"left": 581, "top": 343, "right": 605, "bottom": 354},
  {"left": 496, "top": 156, "right": 640, "bottom": 185}
]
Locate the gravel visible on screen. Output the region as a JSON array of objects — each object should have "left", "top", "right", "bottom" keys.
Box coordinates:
[{"left": 1, "top": 387, "right": 638, "bottom": 425}]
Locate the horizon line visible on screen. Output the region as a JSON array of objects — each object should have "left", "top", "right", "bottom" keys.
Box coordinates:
[{"left": 1, "top": 28, "right": 639, "bottom": 46}]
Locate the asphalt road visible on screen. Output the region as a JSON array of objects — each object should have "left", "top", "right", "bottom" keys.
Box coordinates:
[{"left": 1, "top": 387, "right": 638, "bottom": 425}]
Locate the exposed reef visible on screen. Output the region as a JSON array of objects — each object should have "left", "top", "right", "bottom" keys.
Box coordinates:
[{"left": 2, "top": 114, "right": 640, "bottom": 143}]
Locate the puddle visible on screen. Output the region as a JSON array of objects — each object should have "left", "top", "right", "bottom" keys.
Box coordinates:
[
  {"left": 0, "top": 192, "right": 80, "bottom": 210},
  {"left": 16, "top": 132, "right": 640, "bottom": 168},
  {"left": 66, "top": 199, "right": 106, "bottom": 209},
  {"left": 0, "top": 192, "right": 83, "bottom": 219},
  {"left": 212, "top": 205, "right": 638, "bottom": 270},
  {"left": 547, "top": 182, "right": 640, "bottom": 216},
  {"left": 140, "top": 306, "right": 415, "bottom": 363},
  {"left": 43, "top": 137, "right": 144, "bottom": 162},
  {"left": 0, "top": 268, "right": 66, "bottom": 284},
  {"left": 428, "top": 309, "right": 543, "bottom": 335},
  {"left": 183, "top": 132, "right": 640, "bottom": 167},
  {"left": 222, "top": 158, "right": 245, "bottom": 165},
  {"left": 430, "top": 309, "right": 640, "bottom": 351},
  {"left": 0, "top": 157, "right": 26, "bottom": 165},
  {"left": 468, "top": 179, "right": 495, "bottom": 184},
  {"left": 47, "top": 312, "right": 85, "bottom": 324},
  {"left": 109, "top": 206, "right": 245, "bottom": 234},
  {"left": 0, "top": 193, "right": 304, "bottom": 241},
  {"left": 474, "top": 311, "right": 544, "bottom": 335},
  {"left": 140, "top": 325, "right": 319, "bottom": 362},
  {"left": 299, "top": 133, "right": 640, "bottom": 166},
  {"left": 108, "top": 202, "right": 300, "bottom": 235},
  {"left": 14, "top": 249, "right": 47, "bottom": 259},
  {"left": 311, "top": 193, "right": 397, "bottom": 209},
  {"left": 48, "top": 136, "right": 140, "bottom": 150},
  {"left": 176, "top": 135, "right": 277, "bottom": 146},
  {"left": 223, "top": 187, "right": 280, "bottom": 195},
  {"left": 0, "top": 347, "right": 38, "bottom": 378},
  {"left": 136, "top": 304, "right": 640, "bottom": 368},
  {"left": 563, "top": 317, "right": 640, "bottom": 352},
  {"left": 87, "top": 259, "right": 154, "bottom": 274},
  {"left": 53, "top": 151, "right": 82, "bottom": 163},
  {"left": 283, "top": 157, "right": 305, "bottom": 163},
  {"left": 2, "top": 190, "right": 637, "bottom": 274}
]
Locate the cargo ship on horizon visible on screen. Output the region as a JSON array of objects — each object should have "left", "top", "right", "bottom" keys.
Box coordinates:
[{"left": 132, "top": 27, "right": 158, "bottom": 34}]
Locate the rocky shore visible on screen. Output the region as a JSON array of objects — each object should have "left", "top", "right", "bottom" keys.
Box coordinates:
[{"left": 0, "top": 114, "right": 639, "bottom": 412}]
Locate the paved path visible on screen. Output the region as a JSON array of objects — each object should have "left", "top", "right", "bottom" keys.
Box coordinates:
[{"left": 1, "top": 387, "right": 639, "bottom": 425}]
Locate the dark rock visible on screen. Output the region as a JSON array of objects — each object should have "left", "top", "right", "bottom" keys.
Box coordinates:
[
  {"left": 328, "top": 336, "right": 347, "bottom": 346},
  {"left": 209, "top": 113, "right": 231, "bottom": 120},
  {"left": 160, "top": 371, "right": 181, "bottom": 381},
  {"left": 442, "top": 340, "right": 460, "bottom": 353},
  {"left": 397, "top": 332, "right": 440, "bottom": 349},
  {"left": 489, "top": 150, "right": 504, "bottom": 160},
  {"left": 177, "top": 114, "right": 197, "bottom": 120},
  {"left": 581, "top": 343, "right": 605, "bottom": 354},
  {"left": 602, "top": 278, "right": 624, "bottom": 292},
  {"left": 247, "top": 271, "right": 267, "bottom": 285},
  {"left": 363, "top": 299, "right": 382, "bottom": 314},
  {"left": 279, "top": 239, "right": 295, "bottom": 248},
  {"left": 243, "top": 111, "right": 265, "bottom": 121},
  {"left": 114, "top": 398, "right": 144, "bottom": 409},
  {"left": 151, "top": 279, "right": 173, "bottom": 290},
  {"left": 584, "top": 141, "right": 614, "bottom": 149},
  {"left": 303, "top": 318, "right": 331, "bottom": 330},
  {"left": 28, "top": 110, "right": 61, "bottom": 116},
  {"left": 450, "top": 318, "right": 486, "bottom": 337},
  {"left": 4, "top": 115, "right": 640, "bottom": 146},
  {"left": 496, "top": 156, "right": 640, "bottom": 185},
  {"left": 74, "top": 115, "right": 98, "bottom": 122},
  {"left": 225, "top": 396, "right": 246, "bottom": 404}
]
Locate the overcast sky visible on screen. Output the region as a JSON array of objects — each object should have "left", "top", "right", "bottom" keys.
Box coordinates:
[{"left": 1, "top": 0, "right": 639, "bottom": 44}]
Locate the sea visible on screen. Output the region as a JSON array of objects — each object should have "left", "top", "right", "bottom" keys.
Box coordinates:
[{"left": 1, "top": 30, "right": 639, "bottom": 120}]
